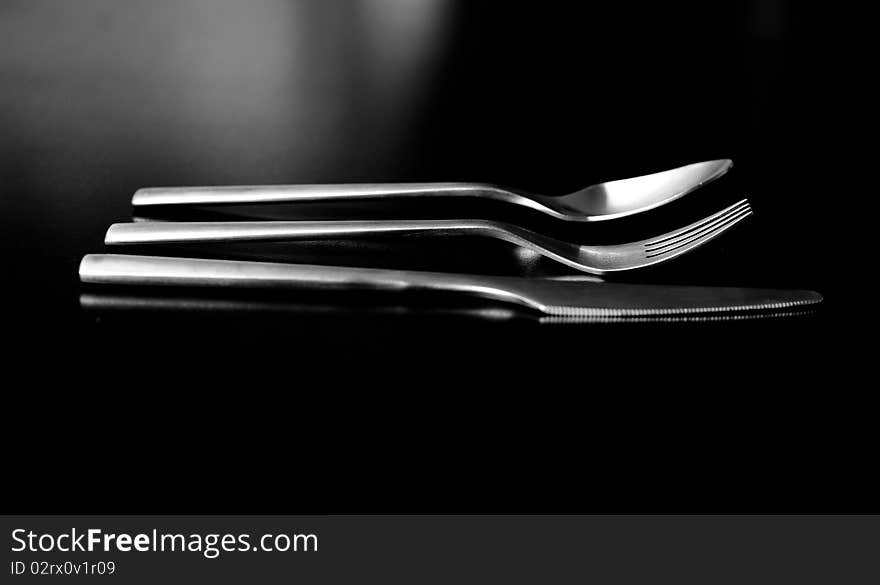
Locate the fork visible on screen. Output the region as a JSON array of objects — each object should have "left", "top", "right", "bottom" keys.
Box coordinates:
[
  {"left": 130, "top": 159, "right": 732, "bottom": 222},
  {"left": 105, "top": 199, "right": 752, "bottom": 275}
]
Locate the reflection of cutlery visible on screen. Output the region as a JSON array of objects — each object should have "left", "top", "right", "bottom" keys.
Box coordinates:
[
  {"left": 79, "top": 254, "right": 821, "bottom": 320},
  {"left": 131, "top": 160, "right": 731, "bottom": 222},
  {"left": 80, "top": 293, "right": 524, "bottom": 322},
  {"left": 78, "top": 292, "right": 817, "bottom": 324},
  {"left": 105, "top": 199, "right": 751, "bottom": 275}
]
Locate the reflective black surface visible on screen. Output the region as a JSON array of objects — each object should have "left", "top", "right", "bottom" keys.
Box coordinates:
[{"left": 1, "top": 1, "right": 865, "bottom": 512}]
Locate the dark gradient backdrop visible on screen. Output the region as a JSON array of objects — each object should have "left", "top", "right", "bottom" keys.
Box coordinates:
[{"left": 1, "top": 1, "right": 865, "bottom": 512}]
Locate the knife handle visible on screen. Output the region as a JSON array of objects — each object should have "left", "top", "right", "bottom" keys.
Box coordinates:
[{"left": 78, "top": 254, "right": 531, "bottom": 308}]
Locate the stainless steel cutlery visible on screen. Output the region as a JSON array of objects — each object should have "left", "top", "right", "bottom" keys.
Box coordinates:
[
  {"left": 105, "top": 199, "right": 752, "bottom": 275},
  {"left": 130, "top": 159, "right": 731, "bottom": 222},
  {"left": 81, "top": 158, "right": 822, "bottom": 318}
]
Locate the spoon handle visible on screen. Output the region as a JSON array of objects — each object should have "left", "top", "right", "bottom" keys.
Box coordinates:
[{"left": 131, "top": 183, "right": 511, "bottom": 207}]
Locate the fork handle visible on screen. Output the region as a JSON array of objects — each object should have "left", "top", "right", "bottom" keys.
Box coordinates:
[
  {"left": 131, "top": 183, "right": 512, "bottom": 207},
  {"left": 105, "top": 219, "right": 500, "bottom": 245}
]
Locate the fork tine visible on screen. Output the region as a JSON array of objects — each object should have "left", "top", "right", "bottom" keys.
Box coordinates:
[
  {"left": 645, "top": 201, "right": 751, "bottom": 254},
  {"left": 643, "top": 198, "right": 749, "bottom": 249},
  {"left": 644, "top": 203, "right": 752, "bottom": 259}
]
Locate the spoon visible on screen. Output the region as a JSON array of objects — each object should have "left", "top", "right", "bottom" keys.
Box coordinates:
[{"left": 131, "top": 159, "right": 732, "bottom": 222}]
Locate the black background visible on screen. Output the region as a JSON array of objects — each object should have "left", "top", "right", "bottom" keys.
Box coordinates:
[{"left": 1, "top": 1, "right": 868, "bottom": 512}]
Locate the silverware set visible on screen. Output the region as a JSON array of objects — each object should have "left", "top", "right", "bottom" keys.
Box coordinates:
[{"left": 79, "top": 159, "right": 823, "bottom": 319}]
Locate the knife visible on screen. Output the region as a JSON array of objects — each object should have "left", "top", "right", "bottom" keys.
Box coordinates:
[{"left": 79, "top": 254, "right": 822, "bottom": 321}]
